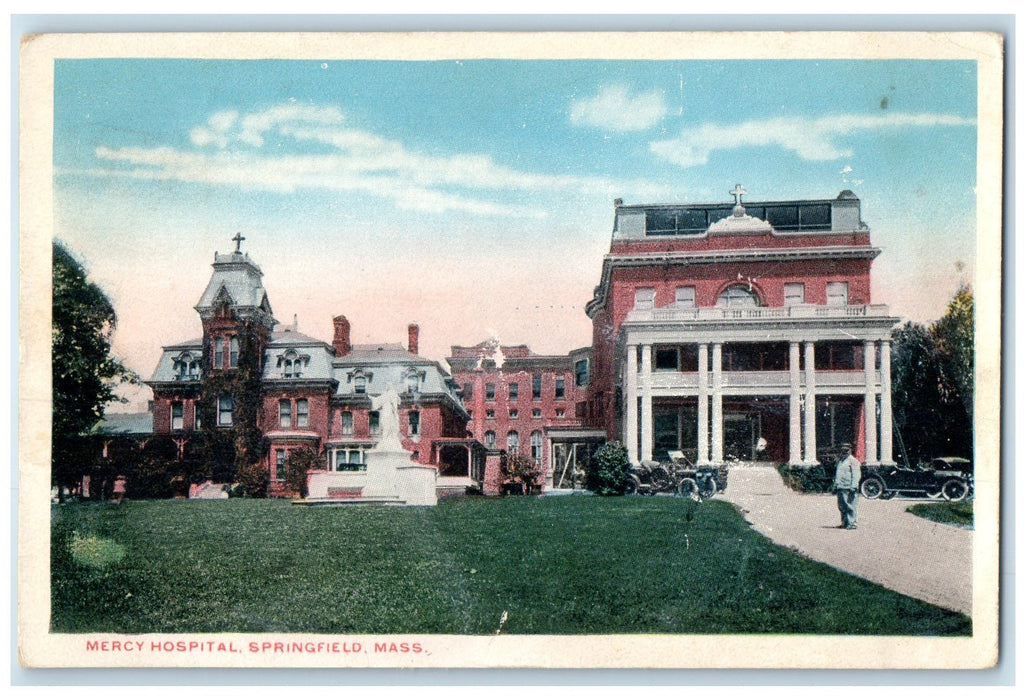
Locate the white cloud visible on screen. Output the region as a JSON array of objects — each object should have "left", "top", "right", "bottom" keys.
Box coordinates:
[
  {"left": 570, "top": 85, "right": 668, "bottom": 132},
  {"left": 79, "top": 102, "right": 671, "bottom": 216},
  {"left": 650, "top": 112, "right": 976, "bottom": 168}
]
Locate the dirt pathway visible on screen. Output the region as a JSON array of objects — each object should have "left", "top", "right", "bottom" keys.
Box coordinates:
[{"left": 720, "top": 465, "right": 972, "bottom": 615}]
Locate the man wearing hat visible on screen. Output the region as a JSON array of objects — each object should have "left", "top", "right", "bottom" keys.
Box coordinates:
[{"left": 832, "top": 443, "right": 862, "bottom": 530}]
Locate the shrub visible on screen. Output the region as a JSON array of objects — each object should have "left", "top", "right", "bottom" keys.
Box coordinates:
[
  {"left": 587, "top": 441, "right": 631, "bottom": 496},
  {"left": 500, "top": 450, "right": 544, "bottom": 495},
  {"left": 777, "top": 464, "right": 833, "bottom": 493},
  {"left": 284, "top": 447, "right": 322, "bottom": 498}
]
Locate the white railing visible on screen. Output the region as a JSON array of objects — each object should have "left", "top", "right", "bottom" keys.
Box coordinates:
[
  {"left": 630, "top": 303, "right": 891, "bottom": 324},
  {"left": 722, "top": 371, "right": 791, "bottom": 388}
]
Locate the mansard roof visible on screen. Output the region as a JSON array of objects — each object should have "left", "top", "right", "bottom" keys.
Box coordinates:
[{"left": 195, "top": 250, "right": 276, "bottom": 326}]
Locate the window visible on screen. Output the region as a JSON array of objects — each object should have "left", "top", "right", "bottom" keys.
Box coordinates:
[
  {"left": 175, "top": 354, "right": 201, "bottom": 380},
  {"left": 275, "top": 449, "right": 287, "bottom": 481},
  {"left": 634, "top": 287, "right": 655, "bottom": 310},
  {"left": 532, "top": 374, "right": 542, "bottom": 401},
  {"left": 354, "top": 374, "right": 367, "bottom": 394},
  {"left": 214, "top": 338, "right": 224, "bottom": 369},
  {"left": 484, "top": 430, "right": 496, "bottom": 448},
  {"left": 296, "top": 399, "right": 309, "bottom": 428},
  {"left": 341, "top": 410, "right": 354, "bottom": 435},
  {"left": 508, "top": 383, "right": 519, "bottom": 401},
  {"left": 530, "top": 431, "right": 543, "bottom": 463},
  {"left": 218, "top": 394, "right": 234, "bottom": 426},
  {"left": 229, "top": 336, "right": 240, "bottom": 367},
  {"left": 827, "top": 282, "right": 849, "bottom": 307},
  {"left": 716, "top": 285, "right": 760, "bottom": 308},
  {"left": 485, "top": 383, "right": 495, "bottom": 401},
  {"left": 408, "top": 410, "right": 420, "bottom": 437},
  {"left": 784, "top": 282, "right": 805, "bottom": 306},
  {"left": 486, "top": 409, "right": 495, "bottom": 420},
  {"left": 655, "top": 347, "right": 679, "bottom": 371},
  {"left": 463, "top": 382, "right": 474, "bottom": 400},
  {"left": 509, "top": 409, "right": 519, "bottom": 420},
  {"left": 279, "top": 399, "right": 292, "bottom": 428},
  {"left": 507, "top": 430, "right": 520, "bottom": 452},
  {"left": 194, "top": 407, "right": 201, "bottom": 431},
  {"left": 405, "top": 373, "right": 421, "bottom": 394},
  {"left": 555, "top": 378, "right": 565, "bottom": 399},
  {"left": 675, "top": 286, "right": 696, "bottom": 308},
  {"left": 333, "top": 448, "right": 368, "bottom": 472},
  {"left": 368, "top": 411, "right": 380, "bottom": 435},
  {"left": 532, "top": 408, "right": 542, "bottom": 419},
  {"left": 575, "top": 359, "right": 589, "bottom": 386},
  {"left": 555, "top": 408, "right": 566, "bottom": 419},
  {"left": 171, "top": 402, "right": 184, "bottom": 431}
]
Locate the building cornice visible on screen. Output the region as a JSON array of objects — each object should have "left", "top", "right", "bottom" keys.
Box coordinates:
[{"left": 585, "top": 246, "right": 881, "bottom": 318}]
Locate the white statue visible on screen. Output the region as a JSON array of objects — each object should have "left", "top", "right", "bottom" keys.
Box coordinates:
[{"left": 370, "top": 385, "right": 404, "bottom": 452}]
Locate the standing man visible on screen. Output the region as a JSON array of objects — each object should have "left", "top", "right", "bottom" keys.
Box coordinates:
[{"left": 832, "top": 443, "right": 862, "bottom": 530}]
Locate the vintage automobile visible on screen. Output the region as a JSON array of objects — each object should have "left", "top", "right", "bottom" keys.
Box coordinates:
[{"left": 860, "top": 457, "right": 972, "bottom": 502}]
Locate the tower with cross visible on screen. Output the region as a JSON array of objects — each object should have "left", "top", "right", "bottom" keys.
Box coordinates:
[
  {"left": 232, "top": 232, "right": 246, "bottom": 254},
  {"left": 730, "top": 184, "right": 747, "bottom": 217}
]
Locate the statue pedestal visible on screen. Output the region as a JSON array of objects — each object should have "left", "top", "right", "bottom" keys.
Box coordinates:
[{"left": 302, "top": 447, "right": 437, "bottom": 507}]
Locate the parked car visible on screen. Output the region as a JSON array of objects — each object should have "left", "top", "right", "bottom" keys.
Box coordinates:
[{"left": 860, "top": 457, "right": 972, "bottom": 502}]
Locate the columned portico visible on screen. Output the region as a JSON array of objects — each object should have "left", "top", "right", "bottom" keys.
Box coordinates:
[
  {"left": 697, "top": 343, "right": 710, "bottom": 465},
  {"left": 803, "top": 341, "right": 817, "bottom": 465},
  {"left": 863, "top": 341, "right": 878, "bottom": 465},
  {"left": 711, "top": 343, "right": 723, "bottom": 463},
  {"left": 879, "top": 340, "right": 894, "bottom": 465},
  {"left": 788, "top": 341, "right": 802, "bottom": 465},
  {"left": 625, "top": 344, "right": 639, "bottom": 464},
  {"left": 640, "top": 344, "right": 654, "bottom": 462}
]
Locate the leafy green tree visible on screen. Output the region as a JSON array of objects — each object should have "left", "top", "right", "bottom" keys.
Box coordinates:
[
  {"left": 52, "top": 241, "right": 137, "bottom": 438},
  {"left": 890, "top": 287, "right": 974, "bottom": 464},
  {"left": 500, "top": 450, "right": 544, "bottom": 495},
  {"left": 586, "top": 441, "right": 631, "bottom": 495}
]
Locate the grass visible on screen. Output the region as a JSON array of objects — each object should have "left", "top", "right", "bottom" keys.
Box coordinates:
[
  {"left": 906, "top": 501, "right": 974, "bottom": 528},
  {"left": 51, "top": 496, "right": 970, "bottom": 636}
]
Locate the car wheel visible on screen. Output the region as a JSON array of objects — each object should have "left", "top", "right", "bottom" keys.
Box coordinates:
[
  {"left": 860, "top": 477, "right": 885, "bottom": 499},
  {"left": 942, "top": 478, "right": 968, "bottom": 503},
  {"left": 624, "top": 474, "right": 641, "bottom": 495},
  {"left": 677, "top": 478, "right": 699, "bottom": 498}
]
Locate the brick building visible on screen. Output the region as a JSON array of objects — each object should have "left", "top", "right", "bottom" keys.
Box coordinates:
[
  {"left": 584, "top": 187, "right": 900, "bottom": 468},
  {"left": 448, "top": 340, "right": 602, "bottom": 491},
  {"left": 146, "top": 240, "right": 478, "bottom": 496}
]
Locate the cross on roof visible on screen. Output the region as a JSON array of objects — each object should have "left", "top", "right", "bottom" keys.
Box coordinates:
[
  {"left": 232, "top": 232, "right": 245, "bottom": 253},
  {"left": 730, "top": 184, "right": 747, "bottom": 207}
]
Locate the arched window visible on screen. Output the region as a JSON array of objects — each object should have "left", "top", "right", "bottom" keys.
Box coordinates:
[
  {"left": 716, "top": 285, "right": 760, "bottom": 308},
  {"left": 530, "top": 430, "right": 543, "bottom": 463},
  {"left": 484, "top": 430, "right": 496, "bottom": 448},
  {"left": 340, "top": 410, "right": 354, "bottom": 436},
  {"left": 218, "top": 394, "right": 234, "bottom": 426},
  {"left": 229, "top": 336, "right": 240, "bottom": 367},
  {"left": 507, "top": 430, "right": 520, "bottom": 452}
]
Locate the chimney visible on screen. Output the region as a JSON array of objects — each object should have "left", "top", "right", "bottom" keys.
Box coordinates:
[
  {"left": 332, "top": 315, "right": 351, "bottom": 357},
  {"left": 408, "top": 323, "right": 420, "bottom": 355}
]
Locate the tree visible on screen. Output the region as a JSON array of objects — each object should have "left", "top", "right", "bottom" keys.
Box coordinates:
[
  {"left": 586, "top": 441, "right": 631, "bottom": 496},
  {"left": 890, "top": 286, "right": 974, "bottom": 464},
  {"left": 52, "top": 241, "right": 137, "bottom": 437},
  {"left": 500, "top": 450, "right": 544, "bottom": 495}
]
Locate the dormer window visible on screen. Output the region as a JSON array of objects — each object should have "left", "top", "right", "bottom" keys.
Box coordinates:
[
  {"left": 403, "top": 368, "right": 426, "bottom": 394},
  {"left": 276, "top": 349, "right": 309, "bottom": 378},
  {"left": 173, "top": 352, "right": 201, "bottom": 381},
  {"left": 350, "top": 370, "right": 370, "bottom": 394}
]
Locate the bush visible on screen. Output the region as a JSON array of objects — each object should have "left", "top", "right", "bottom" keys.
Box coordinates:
[
  {"left": 587, "top": 441, "right": 631, "bottom": 496},
  {"left": 777, "top": 464, "right": 833, "bottom": 493},
  {"left": 284, "top": 447, "right": 322, "bottom": 498},
  {"left": 500, "top": 451, "right": 543, "bottom": 495}
]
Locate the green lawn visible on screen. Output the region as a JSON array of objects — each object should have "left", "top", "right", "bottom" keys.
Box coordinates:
[
  {"left": 51, "top": 496, "right": 970, "bottom": 635},
  {"left": 906, "top": 501, "right": 974, "bottom": 528}
]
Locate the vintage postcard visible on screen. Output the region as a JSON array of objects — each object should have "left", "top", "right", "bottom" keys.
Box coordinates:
[{"left": 18, "top": 30, "right": 1003, "bottom": 669}]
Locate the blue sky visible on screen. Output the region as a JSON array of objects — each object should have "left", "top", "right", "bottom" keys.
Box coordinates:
[{"left": 52, "top": 58, "right": 979, "bottom": 409}]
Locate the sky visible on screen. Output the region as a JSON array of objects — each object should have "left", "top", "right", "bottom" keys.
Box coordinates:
[{"left": 51, "top": 58, "right": 980, "bottom": 411}]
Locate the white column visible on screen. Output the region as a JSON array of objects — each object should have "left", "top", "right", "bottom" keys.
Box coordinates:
[
  {"left": 788, "top": 341, "right": 802, "bottom": 465},
  {"left": 697, "top": 343, "right": 710, "bottom": 465},
  {"left": 880, "top": 340, "right": 894, "bottom": 465},
  {"left": 640, "top": 344, "right": 654, "bottom": 462},
  {"left": 711, "top": 343, "right": 723, "bottom": 464},
  {"left": 625, "top": 344, "right": 639, "bottom": 464},
  {"left": 803, "top": 341, "right": 818, "bottom": 465},
  {"left": 863, "top": 340, "right": 878, "bottom": 465}
]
